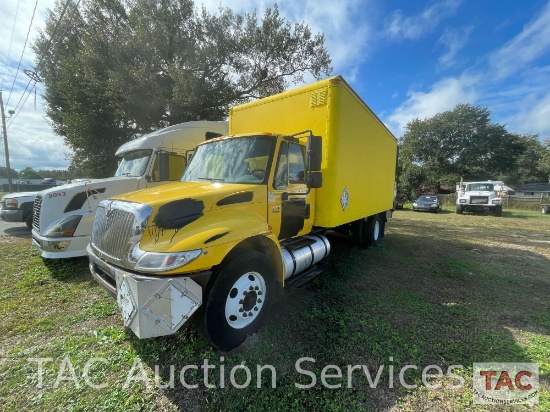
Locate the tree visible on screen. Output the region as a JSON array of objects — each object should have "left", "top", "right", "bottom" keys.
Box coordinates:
[
  {"left": 539, "top": 138, "right": 550, "bottom": 183},
  {"left": 398, "top": 104, "right": 548, "bottom": 195},
  {"left": 33, "top": 0, "right": 332, "bottom": 177},
  {"left": 0, "top": 167, "right": 19, "bottom": 179},
  {"left": 18, "top": 167, "right": 41, "bottom": 179}
]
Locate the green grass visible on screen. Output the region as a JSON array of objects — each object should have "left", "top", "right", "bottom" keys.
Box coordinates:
[{"left": 0, "top": 207, "right": 549, "bottom": 411}]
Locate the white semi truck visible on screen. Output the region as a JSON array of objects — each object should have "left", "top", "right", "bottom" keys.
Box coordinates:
[{"left": 32, "top": 121, "right": 228, "bottom": 258}]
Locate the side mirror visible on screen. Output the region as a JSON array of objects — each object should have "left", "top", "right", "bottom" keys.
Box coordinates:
[
  {"left": 158, "top": 151, "right": 170, "bottom": 181},
  {"left": 307, "top": 135, "right": 322, "bottom": 171},
  {"left": 308, "top": 171, "right": 323, "bottom": 189},
  {"left": 205, "top": 131, "right": 223, "bottom": 140}
]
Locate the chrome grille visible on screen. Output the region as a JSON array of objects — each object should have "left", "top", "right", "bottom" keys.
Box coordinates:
[
  {"left": 33, "top": 195, "right": 42, "bottom": 231},
  {"left": 470, "top": 196, "right": 489, "bottom": 205},
  {"left": 92, "top": 205, "right": 136, "bottom": 264}
]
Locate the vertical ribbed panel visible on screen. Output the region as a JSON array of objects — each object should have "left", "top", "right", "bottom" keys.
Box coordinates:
[
  {"left": 92, "top": 205, "right": 135, "bottom": 262},
  {"left": 32, "top": 195, "right": 42, "bottom": 231}
]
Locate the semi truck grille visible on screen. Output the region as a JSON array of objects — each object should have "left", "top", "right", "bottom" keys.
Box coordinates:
[
  {"left": 32, "top": 195, "right": 42, "bottom": 231},
  {"left": 470, "top": 196, "right": 489, "bottom": 204},
  {"left": 91, "top": 205, "right": 136, "bottom": 263}
]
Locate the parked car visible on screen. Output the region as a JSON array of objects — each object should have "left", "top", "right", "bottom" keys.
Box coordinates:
[
  {"left": 412, "top": 195, "right": 442, "bottom": 213},
  {"left": 41, "top": 178, "right": 57, "bottom": 185}
]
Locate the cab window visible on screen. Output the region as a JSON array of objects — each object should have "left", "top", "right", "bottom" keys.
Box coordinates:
[
  {"left": 151, "top": 153, "right": 186, "bottom": 181},
  {"left": 273, "top": 142, "right": 306, "bottom": 189}
]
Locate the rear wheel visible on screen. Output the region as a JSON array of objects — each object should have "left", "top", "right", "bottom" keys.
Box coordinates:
[
  {"left": 456, "top": 204, "right": 464, "bottom": 214},
  {"left": 194, "top": 251, "right": 275, "bottom": 351},
  {"left": 366, "top": 215, "right": 381, "bottom": 246}
]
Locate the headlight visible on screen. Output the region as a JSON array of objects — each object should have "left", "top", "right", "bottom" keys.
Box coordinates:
[
  {"left": 413, "top": 203, "right": 417, "bottom": 207},
  {"left": 4, "top": 198, "right": 18, "bottom": 209},
  {"left": 44, "top": 215, "right": 82, "bottom": 237},
  {"left": 459, "top": 199, "right": 467, "bottom": 203},
  {"left": 492, "top": 199, "right": 501, "bottom": 204},
  {"left": 134, "top": 249, "right": 202, "bottom": 272}
]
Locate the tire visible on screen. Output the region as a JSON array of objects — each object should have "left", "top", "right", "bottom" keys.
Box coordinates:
[
  {"left": 366, "top": 215, "right": 381, "bottom": 247},
  {"left": 25, "top": 213, "right": 33, "bottom": 229},
  {"left": 352, "top": 219, "right": 368, "bottom": 248},
  {"left": 456, "top": 204, "right": 464, "bottom": 214},
  {"left": 494, "top": 205, "right": 502, "bottom": 217},
  {"left": 194, "top": 251, "right": 275, "bottom": 351}
]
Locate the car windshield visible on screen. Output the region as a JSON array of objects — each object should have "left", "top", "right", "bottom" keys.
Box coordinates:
[
  {"left": 182, "top": 136, "right": 275, "bottom": 184},
  {"left": 418, "top": 196, "right": 437, "bottom": 202},
  {"left": 115, "top": 149, "right": 152, "bottom": 177},
  {"left": 467, "top": 183, "right": 494, "bottom": 191}
]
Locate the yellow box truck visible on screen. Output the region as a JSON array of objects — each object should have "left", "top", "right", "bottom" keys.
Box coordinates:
[{"left": 88, "top": 76, "right": 398, "bottom": 350}]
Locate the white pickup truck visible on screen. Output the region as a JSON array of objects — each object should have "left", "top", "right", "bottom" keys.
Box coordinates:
[
  {"left": 456, "top": 181, "right": 502, "bottom": 216},
  {"left": 0, "top": 192, "right": 37, "bottom": 228}
]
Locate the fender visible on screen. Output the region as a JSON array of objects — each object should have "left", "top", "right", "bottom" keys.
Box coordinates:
[{"left": 139, "top": 208, "right": 282, "bottom": 276}]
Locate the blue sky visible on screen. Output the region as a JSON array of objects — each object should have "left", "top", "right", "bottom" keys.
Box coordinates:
[{"left": 1, "top": 0, "right": 550, "bottom": 171}]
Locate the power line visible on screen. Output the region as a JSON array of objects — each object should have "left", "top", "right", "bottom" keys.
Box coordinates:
[
  {"left": 7, "top": 83, "right": 36, "bottom": 127},
  {"left": 7, "top": 0, "right": 81, "bottom": 128},
  {"left": 35, "top": 0, "right": 76, "bottom": 69},
  {"left": 5, "top": 0, "right": 38, "bottom": 108},
  {"left": 1, "top": 0, "right": 22, "bottom": 90}
]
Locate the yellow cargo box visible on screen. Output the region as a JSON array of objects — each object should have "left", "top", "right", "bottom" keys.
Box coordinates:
[{"left": 229, "top": 76, "right": 398, "bottom": 228}]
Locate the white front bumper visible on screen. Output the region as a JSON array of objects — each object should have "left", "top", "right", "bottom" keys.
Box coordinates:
[{"left": 31, "top": 231, "right": 90, "bottom": 258}]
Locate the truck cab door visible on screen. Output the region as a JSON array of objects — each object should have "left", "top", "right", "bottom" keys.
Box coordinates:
[{"left": 269, "top": 141, "right": 313, "bottom": 240}]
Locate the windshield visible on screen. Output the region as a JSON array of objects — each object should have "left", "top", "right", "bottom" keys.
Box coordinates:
[
  {"left": 115, "top": 149, "right": 152, "bottom": 177},
  {"left": 182, "top": 136, "right": 275, "bottom": 184},
  {"left": 418, "top": 196, "right": 437, "bottom": 202},
  {"left": 467, "top": 183, "right": 494, "bottom": 191}
]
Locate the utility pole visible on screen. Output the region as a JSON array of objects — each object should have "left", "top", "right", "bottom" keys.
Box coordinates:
[{"left": 0, "top": 91, "right": 14, "bottom": 193}]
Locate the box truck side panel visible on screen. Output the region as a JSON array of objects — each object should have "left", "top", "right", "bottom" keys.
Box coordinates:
[
  {"left": 229, "top": 76, "right": 397, "bottom": 229},
  {"left": 229, "top": 81, "right": 331, "bottom": 172},
  {"left": 315, "top": 81, "right": 397, "bottom": 227}
]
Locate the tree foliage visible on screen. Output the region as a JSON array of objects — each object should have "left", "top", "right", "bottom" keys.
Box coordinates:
[
  {"left": 398, "top": 104, "right": 549, "bottom": 197},
  {"left": 18, "top": 167, "right": 42, "bottom": 179},
  {"left": 33, "top": 0, "right": 332, "bottom": 177},
  {"left": 0, "top": 167, "right": 19, "bottom": 179}
]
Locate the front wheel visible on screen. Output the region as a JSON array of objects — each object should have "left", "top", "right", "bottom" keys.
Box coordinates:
[
  {"left": 494, "top": 205, "right": 502, "bottom": 217},
  {"left": 194, "top": 251, "right": 275, "bottom": 351},
  {"left": 25, "top": 213, "right": 33, "bottom": 229},
  {"left": 456, "top": 204, "right": 464, "bottom": 214}
]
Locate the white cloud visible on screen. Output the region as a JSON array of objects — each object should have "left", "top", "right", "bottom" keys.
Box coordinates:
[
  {"left": 383, "top": 0, "right": 461, "bottom": 42},
  {"left": 385, "top": 74, "right": 479, "bottom": 136},
  {"left": 508, "top": 90, "right": 550, "bottom": 136},
  {"left": 438, "top": 25, "right": 473, "bottom": 67},
  {"left": 488, "top": 1, "right": 550, "bottom": 79}
]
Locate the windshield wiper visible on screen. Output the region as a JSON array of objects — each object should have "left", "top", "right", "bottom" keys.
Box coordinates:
[{"left": 197, "top": 177, "right": 225, "bottom": 182}]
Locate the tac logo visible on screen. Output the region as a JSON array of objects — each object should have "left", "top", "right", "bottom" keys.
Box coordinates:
[{"left": 473, "top": 363, "right": 539, "bottom": 405}]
